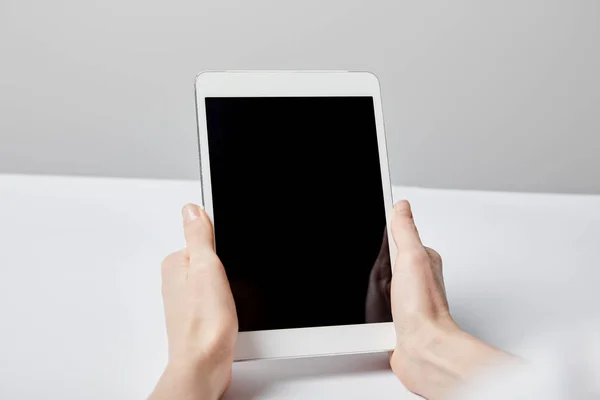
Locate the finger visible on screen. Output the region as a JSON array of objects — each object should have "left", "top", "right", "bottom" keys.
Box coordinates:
[
  {"left": 373, "top": 228, "right": 392, "bottom": 282},
  {"left": 181, "top": 205, "right": 234, "bottom": 311},
  {"left": 424, "top": 247, "right": 442, "bottom": 270},
  {"left": 161, "top": 249, "right": 189, "bottom": 275},
  {"left": 160, "top": 249, "right": 188, "bottom": 287},
  {"left": 425, "top": 247, "right": 447, "bottom": 296},
  {"left": 391, "top": 200, "right": 423, "bottom": 252},
  {"left": 182, "top": 203, "right": 215, "bottom": 260}
]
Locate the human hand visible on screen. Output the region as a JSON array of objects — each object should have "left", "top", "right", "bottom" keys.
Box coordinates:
[
  {"left": 365, "top": 228, "right": 393, "bottom": 323},
  {"left": 389, "top": 200, "right": 453, "bottom": 341},
  {"left": 149, "top": 204, "right": 238, "bottom": 400},
  {"left": 389, "top": 200, "right": 509, "bottom": 399}
]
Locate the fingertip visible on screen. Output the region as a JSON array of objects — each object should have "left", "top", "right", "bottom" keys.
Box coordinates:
[
  {"left": 182, "top": 203, "right": 214, "bottom": 254},
  {"left": 391, "top": 200, "right": 422, "bottom": 249},
  {"left": 182, "top": 203, "right": 205, "bottom": 225},
  {"left": 394, "top": 200, "right": 413, "bottom": 218}
]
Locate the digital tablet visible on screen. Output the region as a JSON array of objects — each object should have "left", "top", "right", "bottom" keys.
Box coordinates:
[{"left": 194, "top": 71, "right": 397, "bottom": 360}]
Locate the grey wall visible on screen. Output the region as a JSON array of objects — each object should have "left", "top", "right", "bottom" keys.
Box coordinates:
[{"left": 1, "top": 0, "right": 599, "bottom": 194}]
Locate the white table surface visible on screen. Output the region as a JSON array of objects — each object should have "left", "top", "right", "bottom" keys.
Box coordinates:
[{"left": 1, "top": 174, "right": 599, "bottom": 399}]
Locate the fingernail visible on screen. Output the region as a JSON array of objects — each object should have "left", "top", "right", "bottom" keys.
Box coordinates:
[
  {"left": 182, "top": 204, "right": 202, "bottom": 224},
  {"left": 394, "top": 200, "right": 412, "bottom": 216}
]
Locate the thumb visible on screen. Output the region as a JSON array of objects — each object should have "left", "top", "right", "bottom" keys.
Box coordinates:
[
  {"left": 182, "top": 203, "right": 215, "bottom": 260},
  {"left": 391, "top": 200, "right": 423, "bottom": 252}
]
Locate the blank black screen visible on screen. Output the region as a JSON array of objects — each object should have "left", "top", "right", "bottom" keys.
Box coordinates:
[{"left": 205, "top": 97, "right": 390, "bottom": 331}]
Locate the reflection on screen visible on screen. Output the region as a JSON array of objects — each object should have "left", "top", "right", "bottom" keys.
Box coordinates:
[{"left": 204, "top": 97, "right": 392, "bottom": 332}]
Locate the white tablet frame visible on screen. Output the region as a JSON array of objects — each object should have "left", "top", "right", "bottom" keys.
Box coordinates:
[{"left": 194, "top": 71, "right": 397, "bottom": 361}]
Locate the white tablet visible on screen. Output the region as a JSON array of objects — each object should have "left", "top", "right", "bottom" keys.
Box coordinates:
[{"left": 194, "top": 71, "right": 397, "bottom": 360}]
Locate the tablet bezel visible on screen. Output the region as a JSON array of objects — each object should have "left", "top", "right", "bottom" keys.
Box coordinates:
[{"left": 194, "top": 71, "right": 397, "bottom": 361}]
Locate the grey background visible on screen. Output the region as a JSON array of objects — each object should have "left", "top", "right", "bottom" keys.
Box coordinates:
[{"left": 1, "top": 0, "right": 598, "bottom": 194}]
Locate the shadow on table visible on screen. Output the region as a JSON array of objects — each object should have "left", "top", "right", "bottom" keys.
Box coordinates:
[{"left": 225, "top": 352, "right": 392, "bottom": 399}]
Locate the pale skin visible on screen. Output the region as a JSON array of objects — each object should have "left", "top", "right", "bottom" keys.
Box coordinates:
[{"left": 149, "top": 201, "right": 513, "bottom": 400}]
